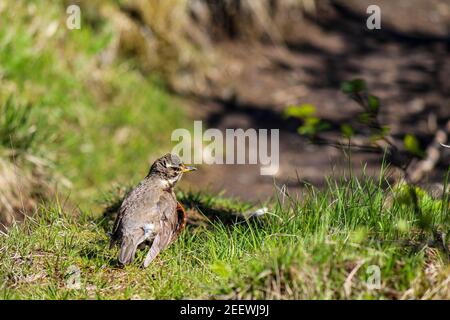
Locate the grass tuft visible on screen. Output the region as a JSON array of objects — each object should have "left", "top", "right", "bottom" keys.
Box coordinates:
[{"left": 1, "top": 172, "right": 448, "bottom": 299}]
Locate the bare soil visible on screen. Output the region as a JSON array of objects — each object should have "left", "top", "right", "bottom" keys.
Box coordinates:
[{"left": 181, "top": 0, "right": 450, "bottom": 202}]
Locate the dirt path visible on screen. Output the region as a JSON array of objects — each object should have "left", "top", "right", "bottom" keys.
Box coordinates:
[{"left": 182, "top": 0, "right": 450, "bottom": 202}]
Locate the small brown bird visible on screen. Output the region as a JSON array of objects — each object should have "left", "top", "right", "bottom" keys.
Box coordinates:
[{"left": 110, "top": 153, "right": 196, "bottom": 267}]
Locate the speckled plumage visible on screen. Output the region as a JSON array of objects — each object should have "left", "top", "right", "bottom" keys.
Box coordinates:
[{"left": 110, "top": 153, "right": 195, "bottom": 267}]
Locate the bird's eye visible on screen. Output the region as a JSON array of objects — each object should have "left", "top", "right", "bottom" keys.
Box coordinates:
[{"left": 165, "top": 162, "right": 182, "bottom": 171}]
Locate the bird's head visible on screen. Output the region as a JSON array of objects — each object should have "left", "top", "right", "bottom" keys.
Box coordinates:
[{"left": 148, "top": 153, "right": 197, "bottom": 186}]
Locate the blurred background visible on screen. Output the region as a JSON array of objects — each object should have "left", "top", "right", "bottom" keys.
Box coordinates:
[{"left": 1, "top": 0, "right": 449, "bottom": 228}]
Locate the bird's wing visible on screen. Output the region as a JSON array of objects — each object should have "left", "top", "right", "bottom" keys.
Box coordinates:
[
  {"left": 143, "top": 193, "right": 177, "bottom": 267},
  {"left": 110, "top": 181, "right": 156, "bottom": 241},
  {"left": 115, "top": 187, "right": 162, "bottom": 265}
]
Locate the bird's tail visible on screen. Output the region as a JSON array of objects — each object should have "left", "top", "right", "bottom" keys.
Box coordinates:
[
  {"left": 109, "top": 238, "right": 116, "bottom": 250},
  {"left": 143, "top": 232, "right": 171, "bottom": 268},
  {"left": 109, "top": 232, "right": 118, "bottom": 249},
  {"left": 118, "top": 236, "right": 138, "bottom": 265}
]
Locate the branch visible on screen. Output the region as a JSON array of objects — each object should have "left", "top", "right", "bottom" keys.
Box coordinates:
[{"left": 312, "top": 136, "right": 384, "bottom": 154}]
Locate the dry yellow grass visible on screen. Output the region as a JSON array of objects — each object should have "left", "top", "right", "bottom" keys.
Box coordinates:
[
  {"left": 86, "top": 0, "right": 317, "bottom": 94},
  {"left": 0, "top": 156, "right": 53, "bottom": 231}
]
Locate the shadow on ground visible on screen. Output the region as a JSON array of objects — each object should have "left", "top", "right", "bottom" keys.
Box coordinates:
[{"left": 182, "top": 0, "right": 450, "bottom": 201}]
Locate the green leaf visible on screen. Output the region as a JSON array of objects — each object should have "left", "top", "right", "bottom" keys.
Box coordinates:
[
  {"left": 298, "top": 125, "right": 314, "bottom": 136},
  {"left": 350, "top": 227, "right": 368, "bottom": 243},
  {"left": 210, "top": 261, "right": 232, "bottom": 279},
  {"left": 340, "top": 124, "right": 354, "bottom": 138},
  {"left": 341, "top": 82, "right": 354, "bottom": 94},
  {"left": 284, "top": 104, "right": 316, "bottom": 119},
  {"left": 370, "top": 126, "right": 390, "bottom": 142},
  {"left": 403, "top": 134, "right": 424, "bottom": 157},
  {"left": 369, "top": 134, "right": 383, "bottom": 143},
  {"left": 304, "top": 116, "right": 320, "bottom": 126},
  {"left": 395, "top": 219, "right": 410, "bottom": 234},
  {"left": 341, "top": 79, "right": 367, "bottom": 94},
  {"left": 381, "top": 126, "right": 390, "bottom": 136},
  {"left": 317, "top": 122, "right": 331, "bottom": 131},
  {"left": 368, "top": 95, "right": 380, "bottom": 112},
  {"left": 357, "top": 112, "right": 371, "bottom": 124}
]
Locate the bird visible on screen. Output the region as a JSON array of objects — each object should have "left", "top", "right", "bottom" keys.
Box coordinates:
[{"left": 109, "top": 153, "right": 196, "bottom": 267}]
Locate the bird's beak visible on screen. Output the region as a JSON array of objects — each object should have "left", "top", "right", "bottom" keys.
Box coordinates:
[{"left": 181, "top": 165, "right": 197, "bottom": 173}]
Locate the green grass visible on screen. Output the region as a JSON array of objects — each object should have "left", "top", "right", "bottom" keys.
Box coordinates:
[
  {"left": 1, "top": 173, "right": 448, "bottom": 299},
  {"left": 0, "top": 1, "right": 186, "bottom": 209},
  {"left": 0, "top": 1, "right": 449, "bottom": 300}
]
